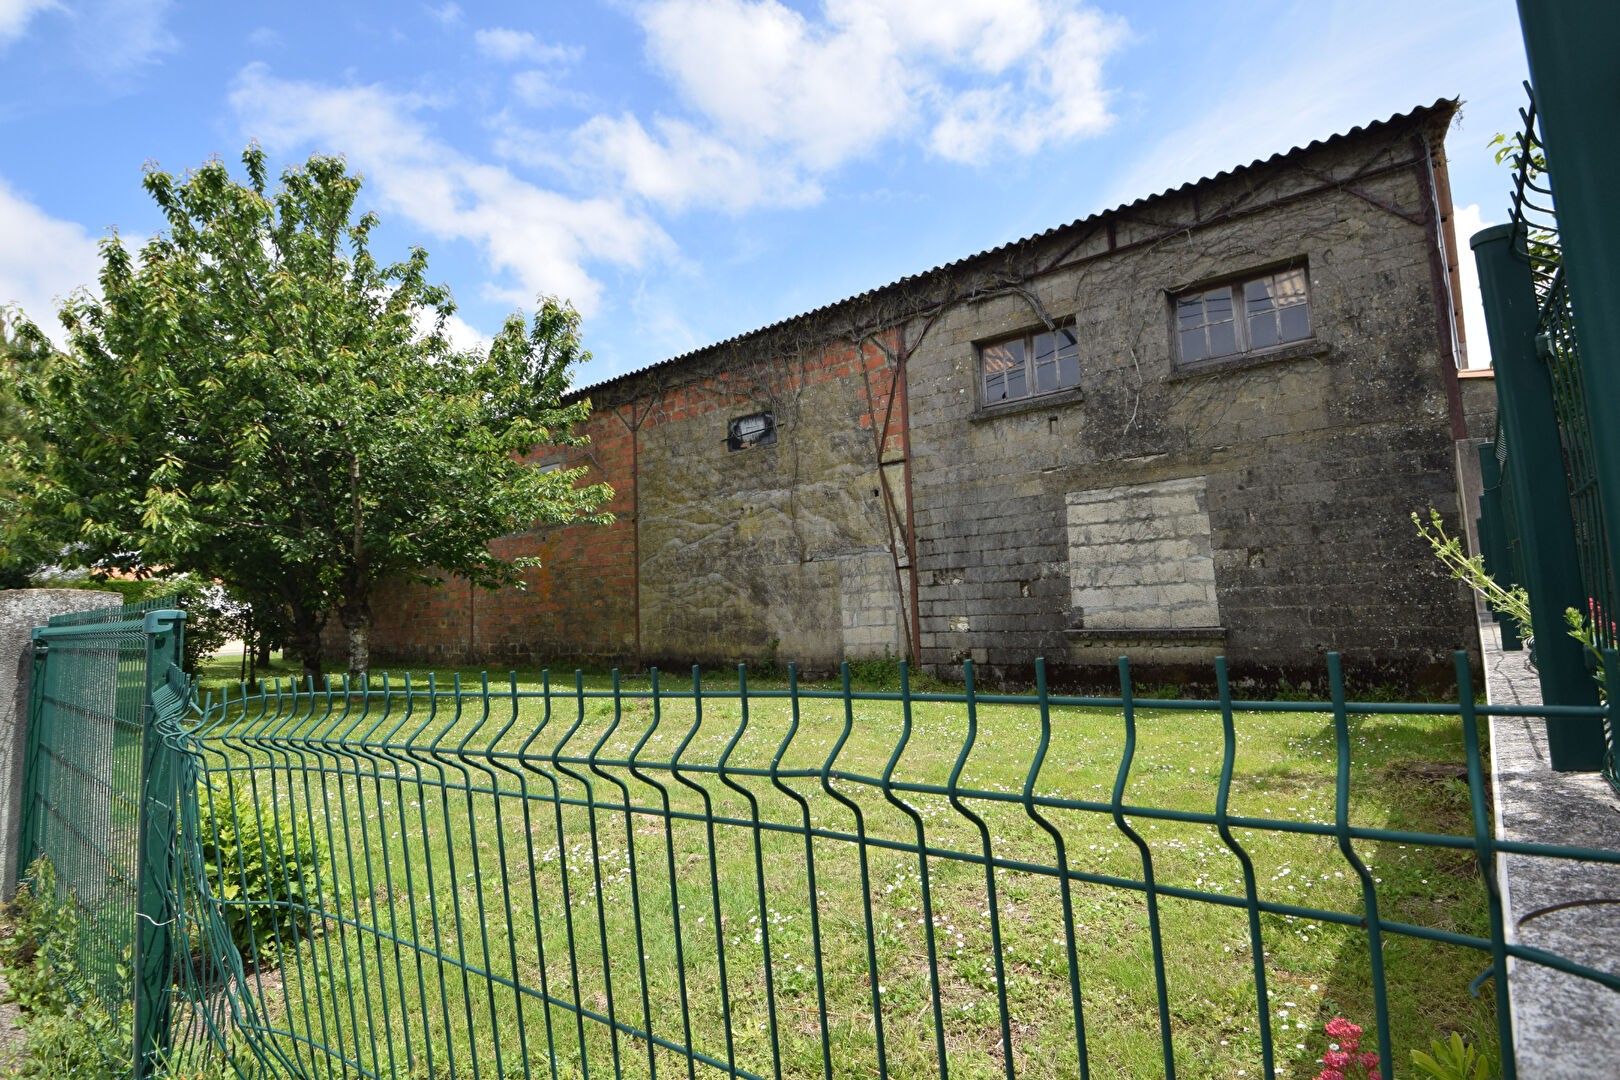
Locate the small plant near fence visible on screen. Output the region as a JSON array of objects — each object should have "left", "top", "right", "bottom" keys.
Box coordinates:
[
  {"left": 195, "top": 787, "right": 335, "bottom": 966},
  {"left": 1416, "top": 507, "right": 1613, "bottom": 704},
  {"left": 1411, "top": 1029, "right": 1500, "bottom": 1080},
  {"left": 1309, "top": 1016, "right": 1379, "bottom": 1080},
  {"left": 0, "top": 858, "right": 133, "bottom": 1078},
  {"left": 1412, "top": 510, "right": 1533, "bottom": 643}
]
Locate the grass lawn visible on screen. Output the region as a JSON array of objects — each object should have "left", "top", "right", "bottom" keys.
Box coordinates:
[{"left": 180, "top": 655, "right": 1497, "bottom": 1080}]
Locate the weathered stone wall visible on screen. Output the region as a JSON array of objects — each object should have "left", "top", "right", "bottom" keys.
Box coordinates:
[
  {"left": 362, "top": 341, "right": 907, "bottom": 671},
  {"left": 903, "top": 117, "right": 1477, "bottom": 690},
  {"left": 629, "top": 341, "right": 903, "bottom": 669},
  {"left": 361, "top": 105, "right": 1477, "bottom": 691},
  {"left": 1455, "top": 369, "right": 1498, "bottom": 558}
]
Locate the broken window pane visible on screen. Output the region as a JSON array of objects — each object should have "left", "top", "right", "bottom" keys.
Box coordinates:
[{"left": 728, "top": 411, "right": 776, "bottom": 451}]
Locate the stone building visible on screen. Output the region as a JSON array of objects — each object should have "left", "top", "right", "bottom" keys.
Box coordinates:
[{"left": 360, "top": 99, "right": 1482, "bottom": 690}]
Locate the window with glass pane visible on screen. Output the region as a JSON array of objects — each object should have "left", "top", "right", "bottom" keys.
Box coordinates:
[
  {"left": 1175, "top": 266, "right": 1310, "bottom": 367},
  {"left": 1177, "top": 286, "right": 1237, "bottom": 364},
  {"left": 981, "top": 326, "right": 1080, "bottom": 404},
  {"left": 1244, "top": 268, "right": 1310, "bottom": 349}
]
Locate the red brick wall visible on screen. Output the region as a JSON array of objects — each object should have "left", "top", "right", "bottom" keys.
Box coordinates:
[{"left": 353, "top": 405, "right": 640, "bottom": 667}]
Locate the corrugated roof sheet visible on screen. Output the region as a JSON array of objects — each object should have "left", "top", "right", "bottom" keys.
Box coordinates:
[{"left": 571, "top": 98, "right": 1457, "bottom": 399}]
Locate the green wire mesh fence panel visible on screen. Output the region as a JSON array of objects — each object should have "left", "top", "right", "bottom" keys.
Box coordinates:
[
  {"left": 167, "top": 655, "right": 1620, "bottom": 1080},
  {"left": 19, "top": 598, "right": 205, "bottom": 1078},
  {"left": 1539, "top": 274, "right": 1617, "bottom": 654},
  {"left": 21, "top": 614, "right": 151, "bottom": 1007},
  {"left": 1506, "top": 85, "right": 1619, "bottom": 785}
]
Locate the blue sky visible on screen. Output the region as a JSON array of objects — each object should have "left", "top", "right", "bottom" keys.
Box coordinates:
[{"left": 1, "top": 1, "right": 1530, "bottom": 387}]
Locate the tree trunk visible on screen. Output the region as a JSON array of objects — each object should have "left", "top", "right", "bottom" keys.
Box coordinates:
[
  {"left": 339, "top": 597, "right": 373, "bottom": 683},
  {"left": 347, "top": 617, "right": 370, "bottom": 684},
  {"left": 343, "top": 449, "right": 372, "bottom": 684},
  {"left": 288, "top": 603, "right": 325, "bottom": 683}
]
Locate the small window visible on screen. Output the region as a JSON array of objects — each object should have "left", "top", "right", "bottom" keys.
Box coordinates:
[
  {"left": 980, "top": 325, "right": 1080, "bottom": 405},
  {"left": 728, "top": 411, "right": 776, "bottom": 451},
  {"left": 1176, "top": 266, "right": 1310, "bottom": 367}
]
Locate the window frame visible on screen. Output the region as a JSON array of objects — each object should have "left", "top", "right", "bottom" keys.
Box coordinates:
[
  {"left": 976, "top": 321, "right": 1082, "bottom": 408},
  {"left": 727, "top": 411, "right": 777, "bottom": 452},
  {"left": 1172, "top": 262, "right": 1313, "bottom": 372}
]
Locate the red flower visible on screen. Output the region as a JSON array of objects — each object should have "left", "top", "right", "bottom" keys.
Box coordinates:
[{"left": 1324, "top": 1017, "right": 1363, "bottom": 1052}]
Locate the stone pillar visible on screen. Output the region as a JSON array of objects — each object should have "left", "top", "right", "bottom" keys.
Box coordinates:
[{"left": 0, "top": 589, "right": 118, "bottom": 898}]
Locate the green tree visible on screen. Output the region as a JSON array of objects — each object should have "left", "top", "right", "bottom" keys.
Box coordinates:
[
  {"left": 6, "top": 147, "right": 611, "bottom": 678},
  {"left": 0, "top": 314, "right": 59, "bottom": 588}
]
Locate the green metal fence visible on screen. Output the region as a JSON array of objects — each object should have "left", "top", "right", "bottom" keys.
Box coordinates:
[
  {"left": 20, "top": 597, "right": 192, "bottom": 1075},
  {"left": 1536, "top": 269, "right": 1617, "bottom": 657},
  {"left": 1508, "top": 92, "right": 1618, "bottom": 660},
  {"left": 130, "top": 653, "right": 1616, "bottom": 1080},
  {"left": 21, "top": 598, "right": 1620, "bottom": 1078},
  {"left": 1474, "top": 83, "right": 1615, "bottom": 778}
]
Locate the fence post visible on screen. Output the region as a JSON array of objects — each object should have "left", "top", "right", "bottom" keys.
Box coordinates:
[
  {"left": 1471, "top": 225, "right": 1604, "bottom": 769},
  {"left": 133, "top": 609, "right": 185, "bottom": 1080},
  {"left": 1516, "top": 0, "right": 1620, "bottom": 641}
]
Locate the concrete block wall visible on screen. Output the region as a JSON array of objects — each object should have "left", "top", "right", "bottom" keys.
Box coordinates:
[
  {"left": 903, "top": 113, "right": 1477, "bottom": 688},
  {"left": 1067, "top": 476, "right": 1220, "bottom": 631}
]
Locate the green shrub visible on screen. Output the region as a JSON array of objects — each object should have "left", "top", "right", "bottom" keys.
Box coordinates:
[
  {"left": 0, "top": 858, "right": 132, "bottom": 1078},
  {"left": 7, "top": 1003, "right": 130, "bottom": 1078},
  {"left": 0, "top": 859, "right": 97, "bottom": 1014},
  {"left": 195, "top": 788, "right": 334, "bottom": 966}
]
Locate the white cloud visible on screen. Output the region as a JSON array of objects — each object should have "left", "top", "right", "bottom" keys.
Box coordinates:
[
  {"left": 571, "top": 113, "right": 821, "bottom": 213},
  {"left": 480, "top": 1, "right": 1124, "bottom": 217},
  {"left": 80, "top": 0, "right": 177, "bottom": 73},
  {"left": 413, "top": 306, "right": 490, "bottom": 353},
  {"left": 474, "top": 27, "right": 580, "bottom": 66},
  {"left": 1453, "top": 203, "right": 1493, "bottom": 369},
  {"left": 635, "top": 0, "right": 1126, "bottom": 172},
  {"left": 509, "top": 69, "right": 591, "bottom": 110},
  {"left": 489, "top": 0, "right": 1123, "bottom": 217},
  {"left": 424, "top": 2, "right": 461, "bottom": 27},
  {"left": 229, "top": 63, "right": 672, "bottom": 316},
  {"left": 928, "top": 6, "right": 1122, "bottom": 162},
  {"left": 640, "top": 0, "right": 908, "bottom": 171},
  {"left": 2, "top": 0, "right": 173, "bottom": 70},
  {"left": 0, "top": 178, "right": 103, "bottom": 343},
  {"left": 0, "top": 0, "right": 57, "bottom": 45}
]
